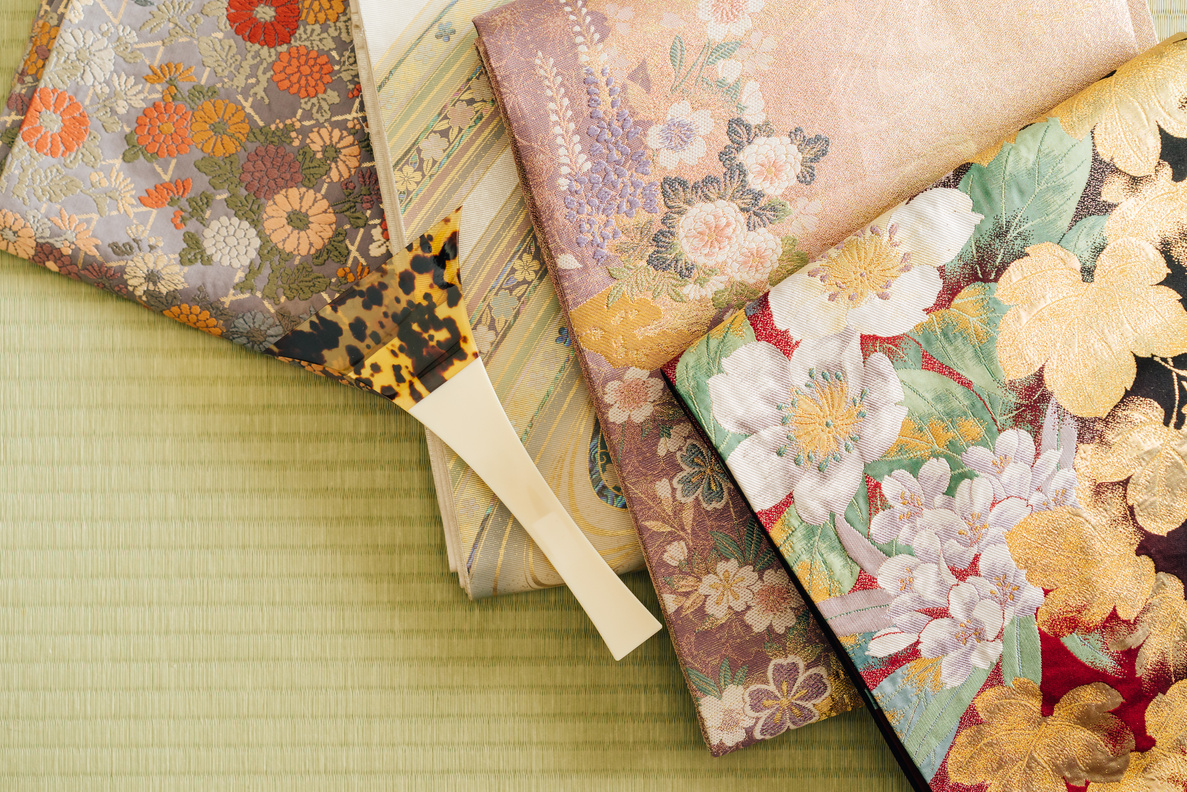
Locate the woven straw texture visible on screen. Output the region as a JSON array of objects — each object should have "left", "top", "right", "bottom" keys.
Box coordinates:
[{"left": 0, "top": 2, "right": 1178, "bottom": 788}]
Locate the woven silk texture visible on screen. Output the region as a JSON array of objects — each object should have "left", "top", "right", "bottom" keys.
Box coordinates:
[
  {"left": 0, "top": 0, "right": 492, "bottom": 418},
  {"left": 473, "top": 0, "right": 1155, "bottom": 756},
  {"left": 348, "top": 0, "right": 645, "bottom": 598},
  {"left": 667, "top": 33, "right": 1187, "bottom": 790}
]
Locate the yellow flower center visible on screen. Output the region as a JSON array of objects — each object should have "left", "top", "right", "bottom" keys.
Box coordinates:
[
  {"left": 159, "top": 121, "right": 175, "bottom": 135},
  {"left": 811, "top": 228, "right": 910, "bottom": 305},
  {"left": 777, "top": 370, "right": 867, "bottom": 472}
]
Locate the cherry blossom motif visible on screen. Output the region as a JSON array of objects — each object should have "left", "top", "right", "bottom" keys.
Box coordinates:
[
  {"left": 662, "top": 540, "right": 689, "bottom": 566},
  {"left": 708, "top": 328, "right": 907, "bottom": 522},
  {"left": 701, "top": 685, "right": 757, "bottom": 749},
  {"left": 918, "top": 581, "right": 1005, "bottom": 688},
  {"left": 646, "top": 100, "right": 713, "bottom": 169},
  {"left": 962, "top": 428, "right": 1077, "bottom": 512},
  {"left": 698, "top": 558, "right": 758, "bottom": 618},
  {"left": 739, "top": 79, "right": 765, "bottom": 124},
  {"left": 677, "top": 199, "right": 747, "bottom": 269},
  {"left": 869, "top": 457, "right": 952, "bottom": 545},
  {"left": 697, "top": 0, "right": 764, "bottom": 40},
  {"left": 739, "top": 135, "right": 802, "bottom": 195},
  {"left": 920, "top": 476, "right": 1029, "bottom": 568},
  {"left": 971, "top": 544, "right": 1044, "bottom": 622},
  {"left": 769, "top": 188, "right": 981, "bottom": 340},
  {"left": 744, "top": 566, "right": 798, "bottom": 633},
  {"left": 744, "top": 657, "right": 829, "bottom": 739},
  {"left": 603, "top": 368, "right": 663, "bottom": 423},
  {"left": 867, "top": 532, "right": 956, "bottom": 658},
  {"left": 723, "top": 227, "right": 782, "bottom": 288}
]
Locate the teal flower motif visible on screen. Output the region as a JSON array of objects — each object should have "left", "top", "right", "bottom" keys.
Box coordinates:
[{"left": 674, "top": 440, "right": 729, "bottom": 509}]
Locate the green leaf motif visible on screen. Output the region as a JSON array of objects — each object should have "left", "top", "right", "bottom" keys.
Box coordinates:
[
  {"left": 1058, "top": 214, "right": 1109, "bottom": 281},
  {"left": 669, "top": 36, "right": 686, "bottom": 75},
  {"left": 673, "top": 313, "right": 755, "bottom": 460},
  {"left": 776, "top": 510, "right": 860, "bottom": 599},
  {"left": 911, "top": 282, "right": 1012, "bottom": 419},
  {"left": 705, "top": 41, "right": 742, "bottom": 66},
  {"left": 1060, "top": 631, "right": 1125, "bottom": 677},
  {"left": 952, "top": 119, "right": 1093, "bottom": 286},
  {"left": 1000, "top": 615, "right": 1041, "bottom": 686},
  {"left": 875, "top": 664, "right": 992, "bottom": 780},
  {"left": 866, "top": 368, "right": 999, "bottom": 488},
  {"left": 194, "top": 155, "right": 242, "bottom": 192},
  {"left": 686, "top": 667, "right": 719, "bottom": 698}
]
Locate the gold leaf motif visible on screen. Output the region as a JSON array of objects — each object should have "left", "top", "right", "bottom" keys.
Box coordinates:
[
  {"left": 997, "top": 239, "right": 1187, "bottom": 418},
  {"left": 1051, "top": 35, "right": 1187, "bottom": 177},
  {"left": 949, "top": 679, "right": 1134, "bottom": 792},
  {"left": 1087, "top": 396, "right": 1187, "bottom": 535},
  {"left": 956, "top": 416, "right": 985, "bottom": 447},
  {"left": 886, "top": 416, "right": 957, "bottom": 460},
  {"left": 793, "top": 560, "right": 844, "bottom": 602},
  {"left": 1113, "top": 573, "right": 1187, "bottom": 691},
  {"left": 570, "top": 288, "right": 713, "bottom": 370},
  {"left": 1006, "top": 478, "right": 1155, "bottom": 637},
  {"left": 1104, "top": 163, "right": 1187, "bottom": 246},
  {"left": 926, "top": 282, "right": 995, "bottom": 344},
  {"left": 1088, "top": 681, "right": 1187, "bottom": 792}
]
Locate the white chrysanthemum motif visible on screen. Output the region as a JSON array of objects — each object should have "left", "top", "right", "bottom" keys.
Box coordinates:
[
  {"left": 739, "top": 136, "right": 802, "bottom": 195},
  {"left": 700, "top": 684, "right": 756, "bottom": 749},
  {"left": 202, "top": 215, "right": 261, "bottom": 270},
  {"left": 770, "top": 188, "right": 981, "bottom": 339},
  {"left": 646, "top": 100, "right": 713, "bottom": 169},
  {"left": 724, "top": 227, "right": 781, "bottom": 288},
  {"left": 604, "top": 368, "right": 664, "bottom": 424},
  {"left": 678, "top": 199, "right": 747, "bottom": 269},
  {"left": 123, "top": 251, "right": 185, "bottom": 297},
  {"left": 697, "top": 0, "right": 765, "bottom": 40},
  {"left": 708, "top": 328, "right": 907, "bottom": 522},
  {"left": 51, "top": 28, "right": 116, "bottom": 88}
]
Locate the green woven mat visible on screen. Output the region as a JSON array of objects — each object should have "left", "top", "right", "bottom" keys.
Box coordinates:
[{"left": 0, "top": 2, "right": 1178, "bottom": 788}]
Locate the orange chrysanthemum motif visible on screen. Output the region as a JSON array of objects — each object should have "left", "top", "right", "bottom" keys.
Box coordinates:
[
  {"left": 191, "top": 100, "right": 249, "bottom": 157},
  {"left": 271, "top": 45, "right": 333, "bottom": 99},
  {"left": 139, "top": 178, "right": 193, "bottom": 209},
  {"left": 263, "top": 186, "right": 336, "bottom": 256},
  {"left": 336, "top": 263, "right": 370, "bottom": 283},
  {"left": 21, "top": 20, "right": 59, "bottom": 82},
  {"left": 227, "top": 0, "right": 300, "bottom": 47},
  {"left": 0, "top": 209, "right": 36, "bottom": 259},
  {"left": 300, "top": 0, "right": 343, "bottom": 24},
  {"left": 144, "top": 62, "right": 197, "bottom": 101},
  {"left": 164, "top": 304, "right": 223, "bottom": 337},
  {"left": 135, "top": 101, "right": 193, "bottom": 158},
  {"left": 21, "top": 87, "right": 89, "bottom": 158}
]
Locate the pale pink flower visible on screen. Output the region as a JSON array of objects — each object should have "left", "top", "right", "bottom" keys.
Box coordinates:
[
  {"left": 677, "top": 199, "right": 746, "bottom": 268},
  {"left": 604, "top": 368, "right": 663, "bottom": 423},
  {"left": 739, "top": 135, "right": 802, "bottom": 195},
  {"left": 744, "top": 566, "right": 797, "bottom": 633},
  {"left": 725, "top": 227, "right": 781, "bottom": 287}
]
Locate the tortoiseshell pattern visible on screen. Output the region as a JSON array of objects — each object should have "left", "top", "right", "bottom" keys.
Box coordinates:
[{"left": 271, "top": 211, "right": 480, "bottom": 410}]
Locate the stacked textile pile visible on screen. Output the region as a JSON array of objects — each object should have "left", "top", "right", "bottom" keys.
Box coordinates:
[{"left": 8, "top": 0, "right": 1187, "bottom": 784}]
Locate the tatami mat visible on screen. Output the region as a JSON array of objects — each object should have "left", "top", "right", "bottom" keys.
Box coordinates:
[{"left": 0, "top": 2, "right": 1181, "bottom": 789}]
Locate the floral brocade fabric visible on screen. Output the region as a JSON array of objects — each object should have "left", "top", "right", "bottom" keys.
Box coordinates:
[
  {"left": 0, "top": 0, "right": 480, "bottom": 408},
  {"left": 670, "top": 36, "right": 1187, "bottom": 790},
  {"left": 474, "top": 0, "right": 1152, "bottom": 756}
]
